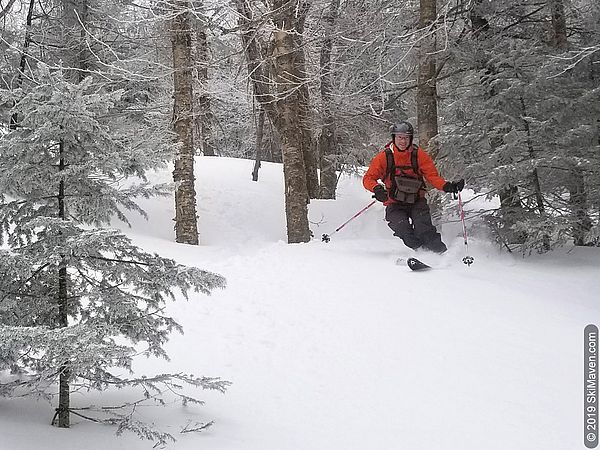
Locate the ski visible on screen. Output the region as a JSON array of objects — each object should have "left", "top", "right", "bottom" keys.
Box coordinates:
[
  {"left": 398, "top": 256, "right": 473, "bottom": 270},
  {"left": 407, "top": 257, "right": 431, "bottom": 271},
  {"left": 395, "top": 257, "right": 432, "bottom": 270}
]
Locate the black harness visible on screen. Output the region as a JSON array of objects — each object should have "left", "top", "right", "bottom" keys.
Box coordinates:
[{"left": 385, "top": 145, "right": 425, "bottom": 204}]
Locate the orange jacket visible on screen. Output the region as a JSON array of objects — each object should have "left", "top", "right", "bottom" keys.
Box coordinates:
[{"left": 362, "top": 142, "right": 447, "bottom": 205}]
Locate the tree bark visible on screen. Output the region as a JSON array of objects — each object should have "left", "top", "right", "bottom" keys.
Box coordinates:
[
  {"left": 57, "top": 141, "right": 70, "bottom": 428},
  {"left": 236, "top": 0, "right": 312, "bottom": 243},
  {"left": 549, "top": 0, "right": 567, "bottom": 49},
  {"left": 298, "top": 55, "right": 319, "bottom": 200},
  {"left": 193, "top": 12, "right": 216, "bottom": 156},
  {"left": 417, "top": 0, "right": 439, "bottom": 156},
  {"left": 293, "top": 9, "right": 319, "bottom": 199},
  {"left": 57, "top": 266, "right": 70, "bottom": 429},
  {"left": 318, "top": 0, "right": 340, "bottom": 199},
  {"left": 252, "top": 107, "right": 265, "bottom": 181},
  {"left": 272, "top": 21, "right": 311, "bottom": 243},
  {"left": 569, "top": 171, "right": 592, "bottom": 246},
  {"left": 172, "top": 0, "right": 199, "bottom": 245}
]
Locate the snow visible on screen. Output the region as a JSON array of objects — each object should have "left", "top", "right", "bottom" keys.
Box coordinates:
[{"left": 2, "top": 156, "right": 599, "bottom": 449}]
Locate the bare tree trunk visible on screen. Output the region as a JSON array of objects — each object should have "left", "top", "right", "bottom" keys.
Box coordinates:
[
  {"left": 569, "top": 173, "right": 592, "bottom": 246},
  {"left": 272, "top": 15, "right": 311, "bottom": 243},
  {"left": 172, "top": 0, "right": 199, "bottom": 245},
  {"left": 193, "top": 9, "right": 216, "bottom": 156},
  {"left": 549, "top": 0, "right": 567, "bottom": 49},
  {"left": 318, "top": 0, "right": 340, "bottom": 199},
  {"left": 298, "top": 56, "right": 319, "bottom": 199},
  {"left": 268, "top": 116, "right": 283, "bottom": 163},
  {"left": 278, "top": 0, "right": 318, "bottom": 198},
  {"left": 293, "top": 11, "right": 319, "bottom": 199},
  {"left": 252, "top": 107, "right": 265, "bottom": 181},
  {"left": 417, "top": 0, "right": 439, "bottom": 156},
  {"left": 56, "top": 141, "right": 70, "bottom": 428},
  {"left": 236, "top": 0, "right": 311, "bottom": 243}
]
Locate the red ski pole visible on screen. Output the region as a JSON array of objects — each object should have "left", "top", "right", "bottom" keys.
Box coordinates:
[
  {"left": 322, "top": 200, "right": 377, "bottom": 242},
  {"left": 457, "top": 191, "right": 474, "bottom": 266}
]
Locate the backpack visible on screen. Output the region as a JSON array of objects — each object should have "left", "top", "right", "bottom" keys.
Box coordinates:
[{"left": 385, "top": 145, "right": 425, "bottom": 204}]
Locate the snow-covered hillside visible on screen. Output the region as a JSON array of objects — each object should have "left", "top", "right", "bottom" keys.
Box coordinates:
[{"left": 1, "top": 156, "right": 598, "bottom": 450}]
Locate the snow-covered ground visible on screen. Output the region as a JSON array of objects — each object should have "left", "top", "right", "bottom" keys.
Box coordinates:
[{"left": 1, "top": 156, "right": 598, "bottom": 449}]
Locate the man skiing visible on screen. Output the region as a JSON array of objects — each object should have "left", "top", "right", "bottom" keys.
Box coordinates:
[{"left": 362, "top": 121, "right": 464, "bottom": 254}]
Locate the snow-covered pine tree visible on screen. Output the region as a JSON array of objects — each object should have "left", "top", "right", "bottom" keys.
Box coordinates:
[
  {"left": 439, "top": 0, "right": 600, "bottom": 253},
  {"left": 0, "top": 65, "right": 227, "bottom": 445}
]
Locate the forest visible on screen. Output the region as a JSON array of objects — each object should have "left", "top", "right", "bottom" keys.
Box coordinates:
[
  {"left": 0, "top": 0, "right": 599, "bottom": 444},
  {"left": 1, "top": 0, "right": 599, "bottom": 248}
]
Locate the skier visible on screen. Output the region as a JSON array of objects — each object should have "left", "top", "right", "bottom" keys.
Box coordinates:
[{"left": 363, "top": 121, "right": 464, "bottom": 254}]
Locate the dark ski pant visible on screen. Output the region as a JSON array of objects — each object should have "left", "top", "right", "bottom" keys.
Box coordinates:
[{"left": 385, "top": 198, "right": 447, "bottom": 253}]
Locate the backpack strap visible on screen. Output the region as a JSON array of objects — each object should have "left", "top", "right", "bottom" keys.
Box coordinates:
[
  {"left": 411, "top": 145, "right": 420, "bottom": 176},
  {"left": 410, "top": 146, "right": 425, "bottom": 190},
  {"left": 385, "top": 147, "right": 397, "bottom": 198}
]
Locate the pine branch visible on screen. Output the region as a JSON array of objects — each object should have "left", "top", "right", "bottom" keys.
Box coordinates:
[
  {"left": 180, "top": 420, "right": 214, "bottom": 433},
  {"left": 78, "top": 254, "right": 151, "bottom": 266},
  {"left": 0, "top": 263, "right": 51, "bottom": 303}
]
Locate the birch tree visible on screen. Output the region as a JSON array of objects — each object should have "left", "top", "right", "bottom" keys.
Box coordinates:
[
  {"left": 235, "top": 0, "right": 312, "bottom": 243},
  {"left": 172, "top": 0, "right": 200, "bottom": 245}
]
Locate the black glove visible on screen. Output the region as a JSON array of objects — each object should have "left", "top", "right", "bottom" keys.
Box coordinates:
[
  {"left": 443, "top": 179, "right": 465, "bottom": 194},
  {"left": 373, "top": 185, "right": 388, "bottom": 202}
]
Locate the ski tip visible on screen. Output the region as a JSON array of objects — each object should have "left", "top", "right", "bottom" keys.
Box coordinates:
[{"left": 407, "top": 257, "right": 431, "bottom": 271}]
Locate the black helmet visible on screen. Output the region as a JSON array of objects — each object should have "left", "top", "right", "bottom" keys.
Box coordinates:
[{"left": 389, "top": 121, "right": 414, "bottom": 136}]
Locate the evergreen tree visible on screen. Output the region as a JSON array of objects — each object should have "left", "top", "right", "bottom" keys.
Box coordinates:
[
  {"left": 439, "top": 0, "right": 600, "bottom": 252},
  {"left": 0, "top": 65, "right": 227, "bottom": 444}
]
